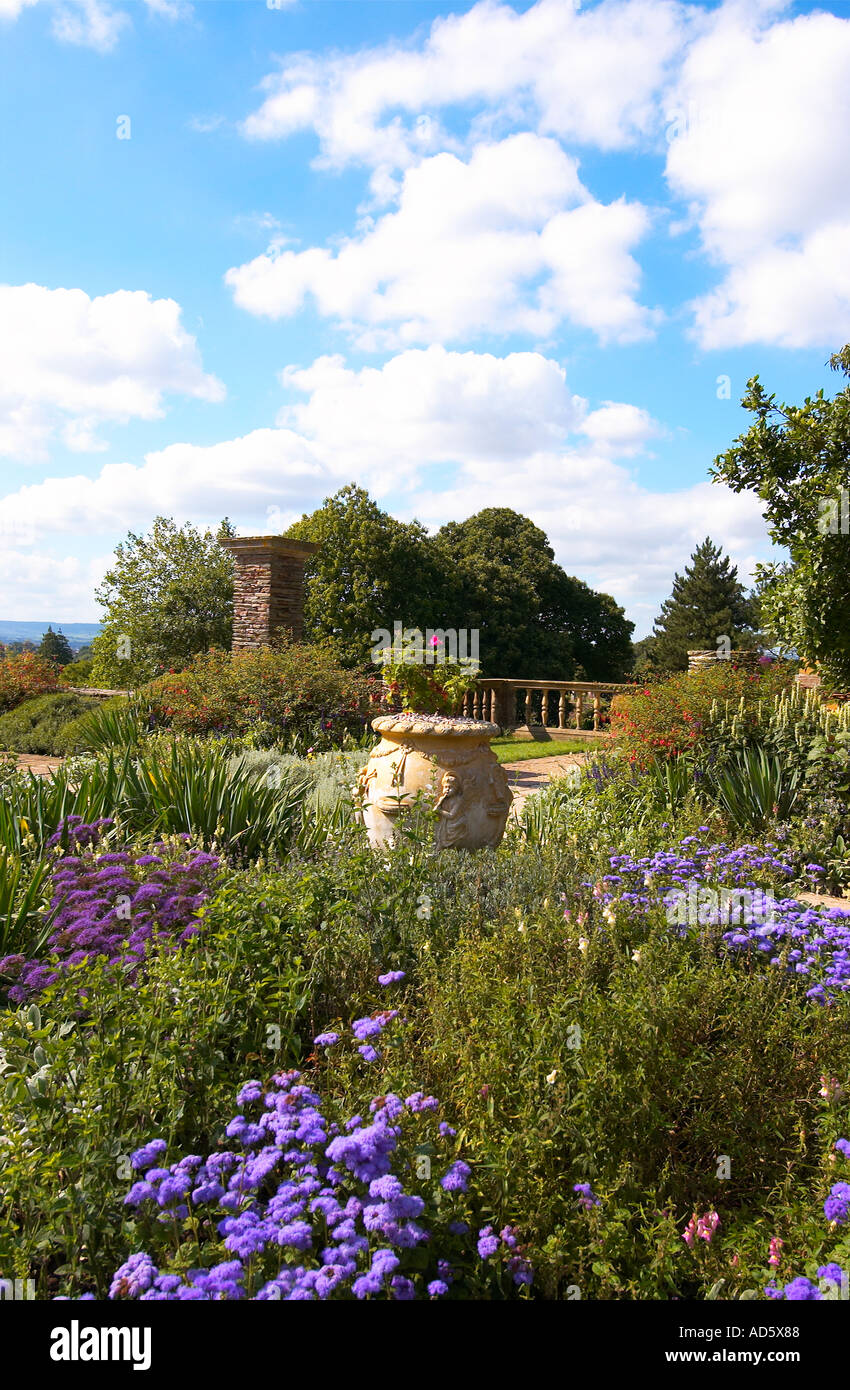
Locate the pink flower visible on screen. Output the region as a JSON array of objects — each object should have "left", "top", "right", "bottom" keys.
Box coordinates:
[{"left": 768, "top": 1237, "right": 783, "bottom": 1268}]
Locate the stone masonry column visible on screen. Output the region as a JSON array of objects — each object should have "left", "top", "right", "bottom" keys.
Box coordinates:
[{"left": 219, "top": 536, "right": 318, "bottom": 651}]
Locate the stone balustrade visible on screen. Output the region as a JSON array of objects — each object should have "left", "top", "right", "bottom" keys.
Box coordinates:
[{"left": 460, "top": 678, "right": 631, "bottom": 734}]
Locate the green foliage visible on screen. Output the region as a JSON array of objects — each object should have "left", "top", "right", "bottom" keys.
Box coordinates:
[
  {"left": 712, "top": 346, "right": 850, "bottom": 686},
  {"left": 59, "top": 657, "right": 94, "bottom": 685},
  {"left": 0, "top": 692, "right": 99, "bottom": 755},
  {"left": 0, "top": 852, "right": 57, "bottom": 958},
  {"left": 287, "top": 484, "right": 446, "bottom": 668},
  {"left": 651, "top": 538, "right": 759, "bottom": 673},
  {"left": 37, "top": 626, "right": 73, "bottom": 667},
  {"left": 56, "top": 696, "right": 151, "bottom": 755},
  {"left": 0, "top": 652, "right": 61, "bottom": 715},
  {"left": 433, "top": 507, "right": 634, "bottom": 679},
  {"left": 90, "top": 516, "right": 235, "bottom": 686},
  {"left": 0, "top": 743, "right": 312, "bottom": 862},
  {"left": 711, "top": 746, "right": 801, "bottom": 834},
  {"left": 144, "top": 643, "right": 381, "bottom": 749},
  {"left": 288, "top": 487, "right": 634, "bottom": 680},
  {"left": 380, "top": 651, "right": 480, "bottom": 715}
]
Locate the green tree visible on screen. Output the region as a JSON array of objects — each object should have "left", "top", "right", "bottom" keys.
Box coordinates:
[
  {"left": 286, "top": 485, "right": 450, "bottom": 667},
  {"left": 651, "top": 537, "right": 758, "bottom": 672},
  {"left": 434, "top": 508, "right": 633, "bottom": 678},
  {"left": 90, "top": 517, "right": 235, "bottom": 687},
  {"left": 712, "top": 346, "right": 850, "bottom": 686},
  {"left": 38, "top": 625, "right": 74, "bottom": 666}
]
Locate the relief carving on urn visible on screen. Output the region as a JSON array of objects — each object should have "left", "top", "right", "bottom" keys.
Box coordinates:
[{"left": 356, "top": 713, "right": 513, "bottom": 851}]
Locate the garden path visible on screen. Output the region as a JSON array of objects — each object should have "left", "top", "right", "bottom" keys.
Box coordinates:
[
  {"left": 6, "top": 753, "right": 64, "bottom": 776},
  {"left": 502, "top": 752, "right": 588, "bottom": 816}
]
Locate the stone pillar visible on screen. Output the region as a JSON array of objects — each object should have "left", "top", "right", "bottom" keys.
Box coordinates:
[{"left": 219, "top": 536, "right": 318, "bottom": 651}]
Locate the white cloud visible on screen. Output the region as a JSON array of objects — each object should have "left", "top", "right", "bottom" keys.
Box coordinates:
[
  {"left": 0, "top": 549, "right": 110, "bottom": 622},
  {"left": 226, "top": 135, "right": 656, "bottom": 346},
  {"left": 51, "top": 0, "right": 130, "bottom": 52},
  {"left": 0, "top": 284, "right": 225, "bottom": 461},
  {"left": 0, "top": 0, "right": 37, "bottom": 19},
  {"left": 2, "top": 0, "right": 191, "bottom": 48},
  {"left": 0, "top": 345, "right": 768, "bottom": 630},
  {"left": 241, "top": 0, "right": 687, "bottom": 168},
  {"left": 666, "top": 3, "right": 850, "bottom": 347}
]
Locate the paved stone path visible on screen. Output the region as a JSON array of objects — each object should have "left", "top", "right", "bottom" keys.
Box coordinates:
[
  {"left": 4, "top": 753, "right": 64, "bottom": 777},
  {"left": 502, "top": 752, "right": 588, "bottom": 816}
]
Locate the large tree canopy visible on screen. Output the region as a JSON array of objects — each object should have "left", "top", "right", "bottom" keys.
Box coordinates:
[
  {"left": 651, "top": 537, "right": 758, "bottom": 672},
  {"left": 711, "top": 346, "right": 850, "bottom": 687},
  {"left": 286, "top": 485, "right": 449, "bottom": 668},
  {"left": 90, "top": 517, "right": 235, "bottom": 687},
  {"left": 289, "top": 490, "right": 633, "bottom": 679},
  {"left": 433, "top": 508, "right": 633, "bottom": 678}
]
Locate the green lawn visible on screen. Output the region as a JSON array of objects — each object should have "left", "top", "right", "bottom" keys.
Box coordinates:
[{"left": 491, "top": 736, "right": 604, "bottom": 763}]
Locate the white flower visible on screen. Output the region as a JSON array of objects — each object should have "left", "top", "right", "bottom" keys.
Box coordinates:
[
  {"left": 578, "top": 937, "right": 589, "bottom": 954},
  {"left": 546, "top": 1070, "right": 558, "bottom": 1085},
  {"left": 631, "top": 949, "right": 642, "bottom": 963}
]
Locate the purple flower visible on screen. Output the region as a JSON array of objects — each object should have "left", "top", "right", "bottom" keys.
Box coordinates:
[
  {"left": 378, "top": 971, "right": 406, "bottom": 986},
  {"left": 440, "top": 1161, "right": 471, "bottom": 1193}
]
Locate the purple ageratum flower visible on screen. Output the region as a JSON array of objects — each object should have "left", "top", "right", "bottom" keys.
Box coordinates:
[
  {"left": 428, "top": 1279, "right": 449, "bottom": 1297},
  {"left": 824, "top": 1182, "right": 850, "bottom": 1224},
  {"left": 358, "top": 1044, "right": 380, "bottom": 1063},
  {"left": 130, "top": 1139, "right": 167, "bottom": 1172},
  {"left": 352, "top": 1011, "right": 398, "bottom": 1040},
  {"left": 378, "top": 970, "right": 406, "bottom": 986},
  {"left": 782, "top": 1277, "right": 823, "bottom": 1300},
  {"left": 110, "top": 1252, "right": 158, "bottom": 1299},
  {"left": 440, "top": 1160, "right": 471, "bottom": 1193},
  {"left": 573, "top": 1182, "right": 600, "bottom": 1211},
  {"left": 817, "top": 1263, "right": 845, "bottom": 1290},
  {"left": 835, "top": 1139, "right": 850, "bottom": 1158},
  {"left": 477, "top": 1226, "right": 499, "bottom": 1260},
  {"left": 313, "top": 1032, "right": 340, "bottom": 1048}
]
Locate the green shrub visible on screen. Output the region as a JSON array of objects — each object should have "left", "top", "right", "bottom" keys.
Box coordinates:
[
  {"left": 0, "top": 691, "right": 100, "bottom": 754},
  {"left": 144, "top": 643, "right": 382, "bottom": 749},
  {"left": 56, "top": 695, "right": 151, "bottom": 754},
  {"left": 58, "top": 657, "right": 95, "bottom": 686}
]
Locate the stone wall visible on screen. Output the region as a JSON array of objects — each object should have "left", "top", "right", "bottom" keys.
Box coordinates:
[{"left": 219, "top": 536, "right": 318, "bottom": 651}]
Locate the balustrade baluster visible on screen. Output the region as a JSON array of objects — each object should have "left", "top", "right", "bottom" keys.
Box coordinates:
[{"left": 541, "top": 689, "right": 549, "bottom": 726}]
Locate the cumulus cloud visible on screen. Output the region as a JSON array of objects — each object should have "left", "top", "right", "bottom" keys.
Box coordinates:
[
  {"left": 241, "top": 0, "right": 687, "bottom": 167},
  {"left": 226, "top": 135, "right": 656, "bottom": 346},
  {"left": 0, "top": 284, "right": 225, "bottom": 460},
  {"left": 666, "top": 3, "right": 850, "bottom": 347},
  {"left": 0, "top": 345, "right": 768, "bottom": 629}
]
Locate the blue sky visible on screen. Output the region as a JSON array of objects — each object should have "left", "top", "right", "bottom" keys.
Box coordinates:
[{"left": 1, "top": 0, "right": 848, "bottom": 638}]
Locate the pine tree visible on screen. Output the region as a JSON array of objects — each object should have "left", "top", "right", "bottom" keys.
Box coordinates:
[
  {"left": 652, "top": 538, "right": 757, "bottom": 672},
  {"left": 38, "top": 625, "right": 74, "bottom": 666}
]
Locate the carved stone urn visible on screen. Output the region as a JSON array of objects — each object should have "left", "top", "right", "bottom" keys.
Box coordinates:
[{"left": 356, "top": 713, "right": 513, "bottom": 851}]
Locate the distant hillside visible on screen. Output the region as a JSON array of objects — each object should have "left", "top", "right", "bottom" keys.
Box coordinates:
[{"left": 0, "top": 621, "right": 102, "bottom": 651}]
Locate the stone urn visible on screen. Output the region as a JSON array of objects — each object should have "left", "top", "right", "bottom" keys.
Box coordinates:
[{"left": 356, "top": 713, "right": 513, "bottom": 851}]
